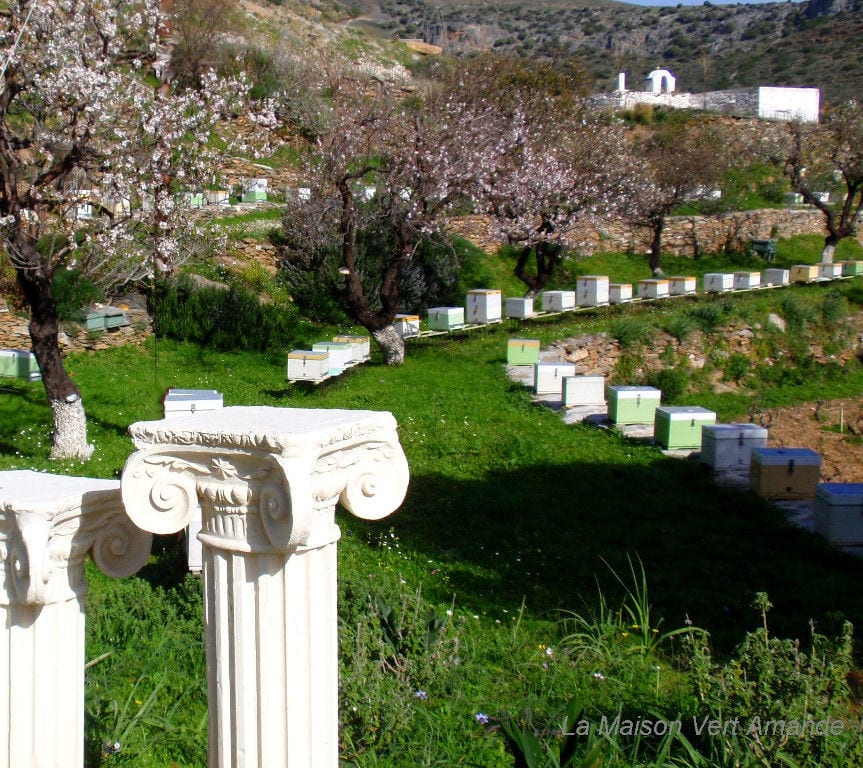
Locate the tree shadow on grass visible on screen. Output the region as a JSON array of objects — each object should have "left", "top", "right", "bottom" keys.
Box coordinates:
[{"left": 341, "top": 456, "right": 863, "bottom": 656}]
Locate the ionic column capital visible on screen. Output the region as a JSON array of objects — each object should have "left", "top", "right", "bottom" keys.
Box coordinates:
[
  {"left": 0, "top": 471, "right": 153, "bottom": 606},
  {"left": 121, "top": 407, "right": 409, "bottom": 554}
]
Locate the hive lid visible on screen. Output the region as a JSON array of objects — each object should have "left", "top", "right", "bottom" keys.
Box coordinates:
[
  {"left": 816, "top": 483, "right": 863, "bottom": 505},
  {"left": 751, "top": 447, "right": 821, "bottom": 464}
]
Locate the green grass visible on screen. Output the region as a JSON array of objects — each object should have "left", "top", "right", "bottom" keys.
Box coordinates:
[{"left": 4, "top": 256, "right": 863, "bottom": 767}]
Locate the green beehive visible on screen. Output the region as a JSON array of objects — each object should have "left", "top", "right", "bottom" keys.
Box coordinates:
[
  {"left": 0, "top": 350, "right": 41, "bottom": 381},
  {"left": 79, "top": 309, "right": 106, "bottom": 331},
  {"left": 102, "top": 308, "right": 129, "bottom": 329},
  {"left": 654, "top": 406, "right": 716, "bottom": 449},
  {"left": 507, "top": 338, "right": 540, "bottom": 366},
  {"left": 841, "top": 260, "right": 863, "bottom": 276},
  {"left": 606, "top": 386, "right": 661, "bottom": 425}
]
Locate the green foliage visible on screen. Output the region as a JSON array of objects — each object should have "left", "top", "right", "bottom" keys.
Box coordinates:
[
  {"left": 151, "top": 276, "right": 312, "bottom": 351},
  {"left": 608, "top": 316, "right": 654, "bottom": 350},
  {"left": 722, "top": 352, "right": 751, "bottom": 383},
  {"left": 52, "top": 269, "right": 103, "bottom": 320},
  {"left": 688, "top": 303, "right": 727, "bottom": 334},
  {"left": 646, "top": 364, "right": 691, "bottom": 402},
  {"left": 662, "top": 313, "right": 696, "bottom": 342}
]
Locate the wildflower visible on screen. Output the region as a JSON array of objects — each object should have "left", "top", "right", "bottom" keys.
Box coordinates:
[
  {"left": 545, "top": 647, "right": 554, "bottom": 657},
  {"left": 475, "top": 713, "right": 490, "bottom": 725},
  {"left": 414, "top": 690, "right": 428, "bottom": 700},
  {"left": 592, "top": 672, "right": 605, "bottom": 681}
]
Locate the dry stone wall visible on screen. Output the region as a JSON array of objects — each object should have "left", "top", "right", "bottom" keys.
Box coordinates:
[{"left": 448, "top": 208, "right": 844, "bottom": 259}]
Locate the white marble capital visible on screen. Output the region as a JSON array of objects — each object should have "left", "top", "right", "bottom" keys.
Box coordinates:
[
  {"left": 120, "top": 407, "right": 409, "bottom": 768},
  {"left": 121, "top": 407, "right": 409, "bottom": 555},
  {"left": 0, "top": 471, "right": 153, "bottom": 768}
]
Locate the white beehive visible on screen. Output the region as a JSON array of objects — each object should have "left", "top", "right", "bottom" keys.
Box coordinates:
[
  {"left": 700, "top": 423, "right": 768, "bottom": 470},
  {"left": 163, "top": 388, "right": 224, "bottom": 418},
  {"left": 562, "top": 376, "right": 605, "bottom": 407},
  {"left": 287, "top": 350, "right": 330, "bottom": 382},
  {"left": 394, "top": 314, "right": 421, "bottom": 338},
  {"left": 763, "top": 268, "right": 790, "bottom": 286},
  {"left": 819, "top": 263, "right": 843, "bottom": 280},
  {"left": 466, "top": 289, "right": 502, "bottom": 324},
  {"left": 534, "top": 362, "right": 576, "bottom": 395},
  {"left": 576, "top": 276, "right": 610, "bottom": 307},
  {"left": 609, "top": 284, "right": 633, "bottom": 303},
  {"left": 791, "top": 265, "right": 819, "bottom": 283},
  {"left": 814, "top": 483, "right": 863, "bottom": 545},
  {"left": 541, "top": 291, "right": 576, "bottom": 312},
  {"left": 427, "top": 306, "right": 466, "bottom": 331},
  {"left": 162, "top": 388, "right": 224, "bottom": 574},
  {"left": 505, "top": 297, "right": 535, "bottom": 319},
  {"left": 733, "top": 272, "right": 761, "bottom": 290},
  {"left": 668, "top": 276, "right": 696, "bottom": 296},
  {"left": 637, "top": 279, "right": 669, "bottom": 299},
  {"left": 312, "top": 341, "right": 354, "bottom": 373},
  {"left": 333, "top": 335, "right": 371, "bottom": 363},
  {"left": 703, "top": 273, "right": 734, "bottom": 293}
]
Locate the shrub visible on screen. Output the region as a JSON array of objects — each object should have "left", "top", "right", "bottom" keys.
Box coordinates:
[
  {"left": 662, "top": 313, "right": 696, "bottom": 342},
  {"left": 722, "top": 352, "right": 752, "bottom": 383},
  {"left": 689, "top": 303, "right": 726, "bottom": 334},
  {"left": 151, "top": 276, "right": 309, "bottom": 351},
  {"left": 609, "top": 316, "right": 654, "bottom": 350},
  {"left": 646, "top": 364, "right": 691, "bottom": 402},
  {"left": 52, "top": 269, "right": 103, "bottom": 320}
]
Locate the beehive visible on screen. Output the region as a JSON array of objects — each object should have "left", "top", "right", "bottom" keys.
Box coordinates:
[
  {"left": 668, "top": 276, "right": 696, "bottom": 296},
  {"left": 749, "top": 447, "right": 821, "bottom": 499},
  {"left": 636, "top": 279, "right": 669, "bottom": 299},
  {"left": 576, "top": 276, "right": 610, "bottom": 307},
  {"left": 0, "top": 350, "right": 41, "bottom": 381},
  {"left": 394, "top": 314, "right": 421, "bottom": 338},
  {"left": 653, "top": 406, "right": 716, "bottom": 450},
  {"left": 791, "top": 265, "right": 819, "bottom": 283},
  {"left": 700, "top": 423, "right": 768, "bottom": 469},
  {"left": 505, "top": 297, "right": 535, "bottom": 319},
  {"left": 606, "top": 385, "right": 661, "bottom": 425},
  {"left": 540, "top": 291, "right": 576, "bottom": 312},
  {"left": 841, "top": 260, "right": 863, "bottom": 276},
  {"left": 819, "top": 263, "right": 843, "bottom": 280},
  {"left": 312, "top": 341, "right": 355, "bottom": 373},
  {"left": 609, "top": 284, "right": 633, "bottom": 303},
  {"left": 163, "top": 388, "right": 224, "bottom": 418},
  {"left": 814, "top": 483, "right": 863, "bottom": 545},
  {"left": 507, "top": 338, "right": 541, "bottom": 366},
  {"left": 427, "top": 306, "right": 465, "bottom": 331},
  {"left": 763, "top": 268, "right": 790, "bottom": 286},
  {"left": 703, "top": 273, "right": 734, "bottom": 293},
  {"left": 534, "top": 362, "right": 576, "bottom": 395},
  {"left": 287, "top": 350, "right": 330, "bottom": 382},
  {"left": 333, "top": 335, "right": 371, "bottom": 363},
  {"left": 733, "top": 272, "right": 761, "bottom": 290},
  {"left": 562, "top": 376, "right": 605, "bottom": 407},
  {"left": 466, "top": 289, "right": 502, "bottom": 323}
]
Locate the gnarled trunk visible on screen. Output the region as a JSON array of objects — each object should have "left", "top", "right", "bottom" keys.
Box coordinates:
[
  {"left": 372, "top": 325, "right": 405, "bottom": 366},
  {"left": 820, "top": 239, "right": 837, "bottom": 264},
  {"left": 15, "top": 246, "right": 93, "bottom": 460},
  {"left": 648, "top": 218, "right": 665, "bottom": 275}
]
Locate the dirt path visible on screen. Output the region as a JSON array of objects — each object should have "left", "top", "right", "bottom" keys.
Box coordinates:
[{"left": 758, "top": 397, "right": 863, "bottom": 483}]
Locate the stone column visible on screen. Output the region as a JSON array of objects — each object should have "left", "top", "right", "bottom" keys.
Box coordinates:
[
  {"left": 120, "top": 407, "right": 409, "bottom": 768},
  {"left": 0, "top": 471, "right": 153, "bottom": 768}
]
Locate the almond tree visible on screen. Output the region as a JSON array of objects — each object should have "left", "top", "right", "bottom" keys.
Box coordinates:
[
  {"left": 622, "top": 118, "right": 728, "bottom": 275},
  {"left": 784, "top": 100, "right": 863, "bottom": 264},
  {"left": 280, "top": 73, "right": 502, "bottom": 364},
  {"left": 0, "top": 0, "right": 235, "bottom": 459}
]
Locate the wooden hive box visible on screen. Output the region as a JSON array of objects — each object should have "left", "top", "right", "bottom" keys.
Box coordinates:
[
  {"left": 700, "top": 423, "right": 768, "bottom": 470},
  {"left": 507, "top": 338, "right": 541, "bottom": 366},
  {"left": 653, "top": 406, "right": 716, "bottom": 450},
  {"left": 749, "top": 447, "right": 821, "bottom": 499},
  {"left": 606, "top": 385, "right": 661, "bottom": 425}
]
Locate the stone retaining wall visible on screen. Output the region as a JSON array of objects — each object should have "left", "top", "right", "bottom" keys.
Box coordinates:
[{"left": 448, "top": 208, "right": 847, "bottom": 259}]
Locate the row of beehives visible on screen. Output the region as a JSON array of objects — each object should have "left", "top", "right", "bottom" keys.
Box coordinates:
[
  {"left": 287, "top": 335, "right": 372, "bottom": 383},
  {"left": 390, "top": 262, "right": 863, "bottom": 339},
  {"left": 510, "top": 344, "right": 863, "bottom": 550}
]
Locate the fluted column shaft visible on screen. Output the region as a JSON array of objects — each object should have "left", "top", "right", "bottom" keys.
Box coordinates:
[
  {"left": 0, "top": 471, "right": 153, "bottom": 768},
  {"left": 121, "top": 407, "right": 409, "bottom": 768}
]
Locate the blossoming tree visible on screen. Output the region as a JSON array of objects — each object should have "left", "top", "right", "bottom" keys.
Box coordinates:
[
  {"left": 784, "top": 100, "right": 863, "bottom": 264},
  {"left": 0, "top": 0, "right": 235, "bottom": 459}
]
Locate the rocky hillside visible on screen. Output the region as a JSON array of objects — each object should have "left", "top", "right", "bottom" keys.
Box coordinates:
[{"left": 343, "top": 0, "right": 862, "bottom": 104}]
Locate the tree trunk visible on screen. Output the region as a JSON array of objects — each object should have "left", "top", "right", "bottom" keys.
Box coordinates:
[
  {"left": 372, "top": 325, "right": 405, "bottom": 366},
  {"left": 15, "top": 252, "right": 93, "bottom": 460},
  {"left": 820, "top": 239, "right": 837, "bottom": 264},
  {"left": 649, "top": 219, "right": 665, "bottom": 275}
]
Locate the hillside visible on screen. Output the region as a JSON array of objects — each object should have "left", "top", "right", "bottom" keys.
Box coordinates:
[{"left": 341, "top": 0, "right": 863, "bottom": 105}]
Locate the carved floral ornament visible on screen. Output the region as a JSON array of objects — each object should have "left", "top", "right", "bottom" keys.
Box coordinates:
[
  {"left": 0, "top": 472, "right": 153, "bottom": 607},
  {"left": 121, "top": 407, "right": 410, "bottom": 555}
]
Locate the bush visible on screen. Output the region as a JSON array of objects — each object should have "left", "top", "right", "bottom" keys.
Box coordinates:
[
  {"left": 52, "top": 269, "right": 103, "bottom": 320},
  {"left": 723, "top": 352, "right": 752, "bottom": 383},
  {"left": 151, "top": 276, "right": 309, "bottom": 351},
  {"left": 646, "top": 364, "right": 691, "bottom": 402},
  {"left": 609, "top": 316, "right": 654, "bottom": 350}
]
